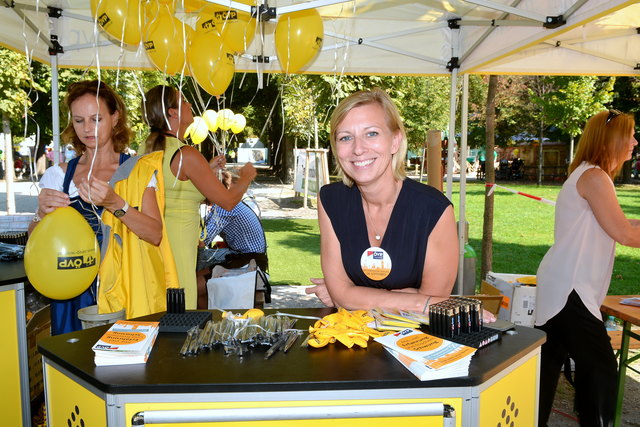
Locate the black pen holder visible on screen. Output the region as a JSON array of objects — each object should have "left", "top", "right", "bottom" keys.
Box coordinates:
[{"left": 167, "top": 288, "right": 185, "bottom": 313}]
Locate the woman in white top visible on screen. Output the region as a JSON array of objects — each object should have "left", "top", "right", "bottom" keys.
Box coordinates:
[{"left": 535, "top": 109, "right": 639, "bottom": 426}]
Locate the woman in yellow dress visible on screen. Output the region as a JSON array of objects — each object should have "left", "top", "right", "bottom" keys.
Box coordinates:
[{"left": 142, "top": 85, "right": 257, "bottom": 309}]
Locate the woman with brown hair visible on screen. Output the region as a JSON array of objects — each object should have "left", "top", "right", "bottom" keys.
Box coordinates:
[
  {"left": 31, "top": 80, "right": 162, "bottom": 334},
  {"left": 535, "top": 110, "right": 640, "bottom": 426},
  {"left": 142, "top": 85, "right": 256, "bottom": 309}
]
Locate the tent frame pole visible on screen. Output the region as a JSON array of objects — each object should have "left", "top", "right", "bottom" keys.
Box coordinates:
[
  {"left": 51, "top": 53, "right": 60, "bottom": 166},
  {"left": 456, "top": 74, "right": 470, "bottom": 295}
]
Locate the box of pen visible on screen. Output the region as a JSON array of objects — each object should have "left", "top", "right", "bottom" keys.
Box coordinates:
[{"left": 428, "top": 296, "right": 500, "bottom": 348}]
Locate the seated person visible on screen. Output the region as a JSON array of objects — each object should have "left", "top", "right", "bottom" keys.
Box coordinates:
[
  {"left": 306, "top": 88, "right": 495, "bottom": 323},
  {"left": 196, "top": 170, "right": 267, "bottom": 308}
]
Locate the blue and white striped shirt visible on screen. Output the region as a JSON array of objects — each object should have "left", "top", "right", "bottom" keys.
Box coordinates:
[{"left": 203, "top": 202, "right": 266, "bottom": 254}]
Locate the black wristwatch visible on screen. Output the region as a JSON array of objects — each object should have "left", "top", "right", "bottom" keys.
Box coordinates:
[{"left": 113, "top": 200, "right": 129, "bottom": 218}]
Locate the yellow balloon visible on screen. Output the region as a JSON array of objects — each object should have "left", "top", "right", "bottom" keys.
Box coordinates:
[
  {"left": 190, "top": 116, "right": 209, "bottom": 144},
  {"left": 144, "top": 11, "right": 192, "bottom": 75},
  {"left": 218, "top": 1, "right": 256, "bottom": 54},
  {"left": 230, "top": 114, "right": 246, "bottom": 134},
  {"left": 183, "top": 122, "right": 194, "bottom": 140},
  {"left": 91, "top": 0, "right": 143, "bottom": 45},
  {"left": 217, "top": 109, "right": 235, "bottom": 131},
  {"left": 203, "top": 110, "right": 219, "bottom": 132},
  {"left": 144, "top": 0, "right": 176, "bottom": 22},
  {"left": 187, "top": 30, "right": 235, "bottom": 96},
  {"left": 24, "top": 207, "right": 100, "bottom": 300},
  {"left": 275, "top": 8, "right": 324, "bottom": 74},
  {"left": 195, "top": 8, "right": 220, "bottom": 35},
  {"left": 184, "top": 0, "right": 208, "bottom": 12},
  {"left": 196, "top": 2, "right": 255, "bottom": 54}
]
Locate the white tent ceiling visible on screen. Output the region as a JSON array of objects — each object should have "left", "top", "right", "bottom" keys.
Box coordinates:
[{"left": 0, "top": 0, "right": 638, "bottom": 77}]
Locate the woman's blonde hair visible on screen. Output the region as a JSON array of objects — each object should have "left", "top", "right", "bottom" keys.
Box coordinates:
[
  {"left": 141, "top": 85, "right": 180, "bottom": 153},
  {"left": 569, "top": 110, "right": 635, "bottom": 178},
  {"left": 329, "top": 88, "right": 407, "bottom": 187},
  {"left": 61, "top": 80, "right": 131, "bottom": 155}
]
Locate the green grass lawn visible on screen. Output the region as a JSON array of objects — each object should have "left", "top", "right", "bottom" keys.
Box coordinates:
[{"left": 264, "top": 181, "right": 640, "bottom": 295}]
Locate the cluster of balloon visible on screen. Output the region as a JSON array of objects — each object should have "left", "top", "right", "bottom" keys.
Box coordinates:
[
  {"left": 185, "top": 109, "right": 247, "bottom": 144},
  {"left": 275, "top": 9, "right": 324, "bottom": 74},
  {"left": 92, "top": 1, "right": 325, "bottom": 91},
  {"left": 24, "top": 207, "right": 101, "bottom": 300}
]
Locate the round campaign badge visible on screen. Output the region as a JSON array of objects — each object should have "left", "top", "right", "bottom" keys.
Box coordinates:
[{"left": 360, "top": 246, "right": 392, "bottom": 281}]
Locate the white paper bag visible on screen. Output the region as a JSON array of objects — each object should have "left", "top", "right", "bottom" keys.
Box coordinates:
[{"left": 206, "top": 260, "right": 270, "bottom": 309}]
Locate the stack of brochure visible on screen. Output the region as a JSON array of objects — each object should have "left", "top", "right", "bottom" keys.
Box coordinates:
[
  {"left": 92, "top": 320, "right": 160, "bottom": 366},
  {"left": 368, "top": 308, "right": 429, "bottom": 331},
  {"left": 374, "top": 328, "right": 476, "bottom": 381}
]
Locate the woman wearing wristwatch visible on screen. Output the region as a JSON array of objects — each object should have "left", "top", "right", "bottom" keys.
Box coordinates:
[{"left": 29, "top": 80, "right": 163, "bottom": 335}]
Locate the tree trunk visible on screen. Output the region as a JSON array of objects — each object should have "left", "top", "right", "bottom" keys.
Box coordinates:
[
  {"left": 537, "top": 117, "right": 544, "bottom": 186},
  {"left": 314, "top": 116, "right": 319, "bottom": 149},
  {"left": 480, "top": 75, "right": 498, "bottom": 282},
  {"left": 283, "top": 135, "right": 296, "bottom": 184},
  {"left": 621, "top": 159, "right": 632, "bottom": 184},
  {"left": 569, "top": 135, "right": 574, "bottom": 164},
  {"left": 3, "top": 112, "right": 16, "bottom": 214}
]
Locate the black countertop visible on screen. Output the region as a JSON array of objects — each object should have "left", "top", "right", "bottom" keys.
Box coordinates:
[
  {"left": 38, "top": 308, "right": 546, "bottom": 395},
  {"left": 0, "top": 260, "right": 26, "bottom": 287}
]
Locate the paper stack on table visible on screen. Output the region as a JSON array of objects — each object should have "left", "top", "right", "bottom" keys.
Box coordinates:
[
  {"left": 368, "top": 308, "right": 429, "bottom": 331},
  {"left": 620, "top": 297, "right": 640, "bottom": 307},
  {"left": 374, "top": 328, "right": 476, "bottom": 381},
  {"left": 92, "top": 320, "right": 160, "bottom": 366}
]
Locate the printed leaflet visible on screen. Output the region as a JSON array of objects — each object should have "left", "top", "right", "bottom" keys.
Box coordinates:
[
  {"left": 92, "top": 320, "right": 160, "bottom": 366},
  {"left": 374, "top": 328, "right": 476, "bottom": 380}
]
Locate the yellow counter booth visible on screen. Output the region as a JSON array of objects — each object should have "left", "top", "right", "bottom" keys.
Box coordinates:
[{"left": 39, "top": 308, "right": 545, "bottom": 426}]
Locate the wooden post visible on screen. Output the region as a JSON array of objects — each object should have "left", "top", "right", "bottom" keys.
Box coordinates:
[{"left": 426, "top": 130, "right": 442, "bottom": 191}]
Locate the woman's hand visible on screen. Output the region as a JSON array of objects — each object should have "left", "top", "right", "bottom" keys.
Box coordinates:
[
  {"left": 306, "top": 278, "right": 335, "bottom": 307},
  {"left": 37, "top": 188, "right": 70, "bottom": 216},
  {"left": 209, "top": 155, "right": 226, "bottom": 174},
  {"left": 30, "top": 188, "right": 70, "bottom": 234},
  {"left": 77, "top": 177, "right": 120, "bottom": 211},
  {"left": 482, "top": 309, "right": 497, "bottom": 324},
  {"left": 237, "top": 162, "right": 257, "bottom": 183}
]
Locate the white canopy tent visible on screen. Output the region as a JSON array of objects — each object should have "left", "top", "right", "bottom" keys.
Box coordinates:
[{"left": 1, "top": 0, "right": 638, "bottom": 292}]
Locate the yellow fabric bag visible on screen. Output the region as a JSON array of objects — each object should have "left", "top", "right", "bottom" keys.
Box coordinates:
[{"left": 98, "top": 151, "right": 178, "bottom": 318}]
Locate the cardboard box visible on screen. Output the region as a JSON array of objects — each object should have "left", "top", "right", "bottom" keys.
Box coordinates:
[
  {"left": 462, "top": 294, "right": 503, "bottom": 317},
  {"left": 27, "top": 305, "right": 50, "bottom": 400},
  {"left": 483, "top": 272, "right": 537, "bottom": 327}
]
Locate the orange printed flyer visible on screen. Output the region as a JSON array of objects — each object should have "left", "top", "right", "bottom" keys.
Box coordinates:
[
  {"left": 374, "top": 328, "right": 476, "bottom": 379},
  {"left": 92, "top": 320, "right": 159, "bottom": 354}
]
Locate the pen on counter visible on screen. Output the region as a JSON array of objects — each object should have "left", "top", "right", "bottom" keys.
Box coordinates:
[
  {"left": 283, "top": 331, "right": 299, "bottom": 353},
  {"left": 264, "top": 334, "right": 287, "bottom": 359}
]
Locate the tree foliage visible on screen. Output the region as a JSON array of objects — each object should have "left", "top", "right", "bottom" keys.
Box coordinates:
[
  {"left": 1, "top": 40, "right": 637, "bottom": 178},
  {"left": 531, "top": 75, "right": 615, "bottom": 138},
  {"left": 0, "top": 47, "right": 43, "bottom": 133}
]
